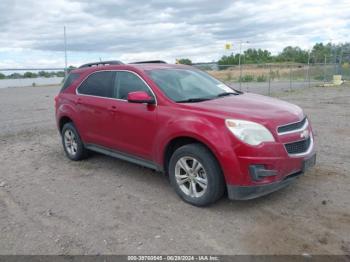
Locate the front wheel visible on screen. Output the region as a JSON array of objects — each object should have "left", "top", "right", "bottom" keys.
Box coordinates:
[{"left": 168, "top": 143, "right": 225, "bottom": 206}]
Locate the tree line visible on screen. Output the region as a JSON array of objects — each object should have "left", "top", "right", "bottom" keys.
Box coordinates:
[
  {"left": 0, "top": 70, "right": 65, "bottom": 80},
  {"left": 0, "top": 66, "right": 79, "bottom": 80},
  {"left": 1, "top": 42, "right": 349, "bottom": 80}
]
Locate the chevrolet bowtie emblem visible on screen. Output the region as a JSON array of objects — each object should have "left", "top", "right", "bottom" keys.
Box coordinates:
[{"left": 301, "top": 130, "right": 310, "bottom": 139}]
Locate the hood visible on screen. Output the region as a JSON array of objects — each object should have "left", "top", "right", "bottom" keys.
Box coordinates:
[{"left": 182, "top": 93, "right": 304, "bottom": 130}]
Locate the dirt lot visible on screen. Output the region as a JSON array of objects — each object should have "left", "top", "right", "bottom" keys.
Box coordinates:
[{"left": 0, "top": 84, "right": 349, "bottom": 255}]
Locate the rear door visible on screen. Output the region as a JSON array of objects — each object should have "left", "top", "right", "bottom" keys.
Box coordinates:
[{"left": 76, "top": 71, "right": 117, "bottom": 147}]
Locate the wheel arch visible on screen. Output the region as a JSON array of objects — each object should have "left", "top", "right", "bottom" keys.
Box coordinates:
[
  {"left": 56, "top": 103, "right": 81, "bottom": 135},
  {"left": 162, "top": 135, "right": 225, "bottom": 181},
  {"left": 58, "top": 116, "right": 74, "bottom": 134}
]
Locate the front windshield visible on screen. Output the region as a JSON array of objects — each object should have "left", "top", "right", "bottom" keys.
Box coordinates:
[{"left": 146, "top": 68, "right": 238, "bottom": 102}]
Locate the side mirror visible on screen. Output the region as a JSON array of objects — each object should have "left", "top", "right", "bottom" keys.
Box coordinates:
[{"left": 127, "top": 91, "right": 155, "bottom": 104}]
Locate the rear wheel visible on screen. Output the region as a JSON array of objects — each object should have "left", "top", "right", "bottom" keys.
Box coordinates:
[
  {"left": 169, "top": 143, "right": 225, "bottom": 206},
  {"left": 61, "top": 122, "right": 87, "bottom": 161}
]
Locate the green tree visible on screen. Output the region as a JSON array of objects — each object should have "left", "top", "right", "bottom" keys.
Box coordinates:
[
  {"left": 9, "top": 73, "right": 22, "bottom": 79},
  {"left": 177, "top": 58, "right": 192, "bottom": 65},
  {"left": 23, "top": 72, "right": 38, "bottom": 78},
  {"left": 276, "top": 46, "right": 309, "bottom": 63},
  {"left": 310, "top": 43, "right": 332, "bottom": 63},
  {"left": 218, "top": 53, "right": 240, "bottom": 66},
  {"left": 38, "top": 71, "right": 51, "bottom": 78},
  {"left": 56, "top": 71, "right": 65, "bottom": 77},
  {"left": 65, "top": 65, "right": 77, "bottom": 74},
  {"left": 243, "top": 48, "right": 272, "bottom": 64},
  {"left": 0, "top": 73, "right": 5, "bottom": 79},
  {"left": 218, "top": 49, "right": 272, "bottom": 66}
]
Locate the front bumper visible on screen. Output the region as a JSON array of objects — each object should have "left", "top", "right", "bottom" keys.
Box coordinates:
[
  {"left": 227, "top": 172, "right": 299, "bottom": 200},
  {"left": 227, "top": 153, "right": 316, "bottom": 200}
]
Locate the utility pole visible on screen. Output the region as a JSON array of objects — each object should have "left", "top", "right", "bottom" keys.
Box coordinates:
[{"left": 64, "top": 26, "right": 68, "bottom": 77}]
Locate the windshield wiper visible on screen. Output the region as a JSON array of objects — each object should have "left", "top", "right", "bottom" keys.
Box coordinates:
[
  {"left": 176, "top": 97, "right": 212, "bottom": 103},
  {"left": 177, "top": 93, "right": 239, "bottom": 103},
  {"left": 216, "top": 92, "right": 239, "bottom": 97}
]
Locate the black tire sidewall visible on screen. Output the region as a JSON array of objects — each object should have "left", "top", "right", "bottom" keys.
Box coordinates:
[
  {"left": 61, "top": 122, "right": 86, "bottom": 161},
  {"left": 169, "top": 143, "right": 225, "bottom": 206}
]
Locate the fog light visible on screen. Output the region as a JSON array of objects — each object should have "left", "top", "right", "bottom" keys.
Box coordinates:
[{"left": 249, "top": 165, "right": 278, "bottom": 181}]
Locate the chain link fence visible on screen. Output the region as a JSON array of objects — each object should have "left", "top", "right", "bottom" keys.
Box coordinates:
[
  {"left": 1, "top": 63, "right": 349, "bottom": 95},
  {"left": 194, "top": 63, "right": 349, "bottom": 95}
]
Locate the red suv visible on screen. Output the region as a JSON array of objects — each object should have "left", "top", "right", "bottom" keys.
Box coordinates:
[{"left": 55, "top": 60, "right": 316, "bottom": 206}]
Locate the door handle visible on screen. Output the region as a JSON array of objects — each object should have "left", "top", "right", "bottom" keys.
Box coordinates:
[
  {"left": 109, "top": 105, "right": 118, "bottom": 112},
  {"left": 75, "top": 98, "right": 82, "bottom": 104}
]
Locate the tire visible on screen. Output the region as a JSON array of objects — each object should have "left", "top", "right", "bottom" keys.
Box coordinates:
[
  {"left": 61, "top": 122, "right": 88, "bottom": 161},
  {"left": 168, "top": 143, "right": 225, "bottom": 206}
]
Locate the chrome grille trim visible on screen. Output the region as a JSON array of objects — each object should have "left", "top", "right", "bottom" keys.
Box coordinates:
[{"left": 277, "top": 117, "right": 308, "bottom": 135}]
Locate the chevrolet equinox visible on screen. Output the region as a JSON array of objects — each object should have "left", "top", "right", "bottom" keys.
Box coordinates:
[{"left": 55, "top": 60, "right": 316, "bottom": 206}]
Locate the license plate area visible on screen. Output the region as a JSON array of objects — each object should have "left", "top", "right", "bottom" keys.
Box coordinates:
[{"left": 303, "top": 154, "right": 316, "bottom": 172}]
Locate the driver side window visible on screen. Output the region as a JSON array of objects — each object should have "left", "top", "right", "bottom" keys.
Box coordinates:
[{"left": 114, "top": 71, "right": 151, "bottom": 100}]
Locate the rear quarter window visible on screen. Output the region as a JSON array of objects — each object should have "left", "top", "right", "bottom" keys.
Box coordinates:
[
  {"left": 77, "top": 71, "right": 115, "bottom": 98},
  {"left": 60, "top": 73, "right": 80, "bottom": 92}
]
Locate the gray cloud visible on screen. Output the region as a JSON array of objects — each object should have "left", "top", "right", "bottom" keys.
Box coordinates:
[{"left": 0, "top": 0, "right": 349, "bottom": 66}]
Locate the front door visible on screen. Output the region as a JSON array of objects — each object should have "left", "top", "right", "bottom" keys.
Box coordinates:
[{"left": 109, "top": 71, "right": 158, "bottom": 160}]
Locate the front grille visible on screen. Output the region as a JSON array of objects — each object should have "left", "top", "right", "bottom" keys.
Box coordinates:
[
  {"left": 285, "top": 137, "right": 311, "bottom": 155},
  {"left": 278, "top": 117, "right": 307, "bottom": 134}
]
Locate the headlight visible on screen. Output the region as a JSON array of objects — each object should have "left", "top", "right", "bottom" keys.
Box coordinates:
[{"left": 225, "top": 119, "right": 275, "bottom": 146}]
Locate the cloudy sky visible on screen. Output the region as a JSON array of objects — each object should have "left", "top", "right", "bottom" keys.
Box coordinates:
[{"left": 0, "top": 0, "right": 349, "bottom": 68}]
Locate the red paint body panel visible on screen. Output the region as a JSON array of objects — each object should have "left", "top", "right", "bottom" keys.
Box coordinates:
[{"left": 56, "top": 64, "right": 315, "bottom": 190}]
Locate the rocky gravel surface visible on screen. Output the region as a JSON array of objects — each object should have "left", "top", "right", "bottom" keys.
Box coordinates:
[{"left": 0, "top": 84, "right": 349, "bottom": 255}]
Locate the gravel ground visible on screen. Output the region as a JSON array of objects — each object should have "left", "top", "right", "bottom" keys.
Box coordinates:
[{"left": 0, "top": 84, "right": 349, "bottom": 255}]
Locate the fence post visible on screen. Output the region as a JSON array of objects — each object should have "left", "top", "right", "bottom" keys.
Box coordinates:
[
  {"left": 239, "top": 64, "right": 242, "bottom": 91},
  {"left": 307, "top": 51, "right": 311, "bottom": 88},
  {"left": 339, "top": 49, "right": 343, "bottom": 76},
  {"left": 268, "top": 64, "right": 271, "bottom": 96},
  {"left": 289, "top": 65, "right": 292, "bottom": 91},
  {"left": 323, "top": 55, "right": 327, "bottom": 85},
  {"left": 308, "top": 63, "right": 311, "bottom": 88}
]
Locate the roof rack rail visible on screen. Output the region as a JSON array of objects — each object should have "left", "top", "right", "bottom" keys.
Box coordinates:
[
  {"left": 79, "top": 60, "right": 124, "bottom": 68},
  {"left": 129, "top": 60, "right": 167, "bottom": 64}
]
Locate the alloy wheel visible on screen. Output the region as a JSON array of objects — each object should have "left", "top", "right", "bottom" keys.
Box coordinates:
[
  {"left": 175, "top": 156, "right": 208, "bottom": 198},
  {"left": 64, "top": 129, "right": 78, "bottom": 156}
]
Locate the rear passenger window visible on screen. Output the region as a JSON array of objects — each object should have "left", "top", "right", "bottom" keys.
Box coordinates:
[
  {"left": 60, "top": 73, "right": 80, "bottom": 92},
  {"left": 78, "top": 71, "right": 115, "bottom": 98},
  {"left": 114, "top": 71, "right": 151, "bottom": 100}
]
